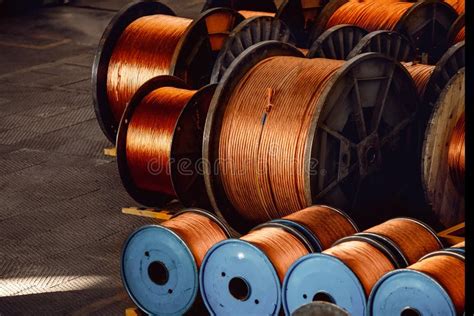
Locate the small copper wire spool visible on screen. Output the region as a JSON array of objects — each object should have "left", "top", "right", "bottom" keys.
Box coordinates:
[
  {"left": 200, "top": 222, "right": 314, "bottom": 315},
  {"left": 359, "top": 217, "right": 443, "bottom": 266},
  {"left": 312, "top": 0, "right": 457, "bottom": 63},
  {"left": 92, "top": 1, "right": 244, "bottom": 143},
  {"left": 448, "top": 112, "right": 465, "bottom": 194},
  {"left": 271, "top": 205, "right": 359, "bottom": 251},
  {"left": 116, "top": 75, "right": 216, "bottom": 208},
  {"left": 203, "top": 41, "right": 420, "bottom": 232},
  {"left": 121, "top": 208, "right": 231, "bottom": 315},
  {"left": 403, "top": 62, "right": 435, "bottom": 96},
  {"left": 369, "top": 250, "right": 465, "bottom": 315},
  {"left": 282, "top": 234, "right": 400, "bottom": 315}
]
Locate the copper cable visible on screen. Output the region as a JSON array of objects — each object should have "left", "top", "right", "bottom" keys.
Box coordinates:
[
  {"left": 403, "top": 63, "right": 435, "bottom": 96},
  {"left": 218, "top": 57, "right": 344, "bottom": 224},
  {"left": 364, "top": 218, "right": 442, "bottom": 264},
  {"left": 448, "top": 112, "right": 465, "bottom": 193},
  {"left": 445, "top": 0, "right": 464, "bottom": 13},
  {"left": 409, "top": 253, "right": 465, "bottom": 313},
  {"left": 238, "top": 10, "right": 275, "bottom": 18},
  {"left": 282, "top": 205, "right": 358, "bottom": 249},
  {"left": 454, "top": 26, "right": 465, "bottom": 43},
  {"left": 162, "top": 212, "right": 228, "bottom": 267},
  {"left": 241, "top": 226, "right": 310, "bottom": 281},
  {"left": 324, "top": 240, "right": 396, "bottom": 296},
  {"left": 107, "top": 15, "right": 192, "bottom": 123},
  {"left": 326, "top": 1, "right": 413, "bottom": 32},
  {"left": 126, "top": 87, "right": 196, "bottom": 196}
]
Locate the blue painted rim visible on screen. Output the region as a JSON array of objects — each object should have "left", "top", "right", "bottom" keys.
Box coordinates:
[
  {"left": 121, "top": 224, "right": 198, "bottom": 316},
  {"left": 368, "top": 269, "right": 457, "bottom": 316},
  {"left": 282, "top": 253, "right": 366, "bottom": 316},
  {"left": 199, "top": 239, "right": 282, "bottom": 315},
  {"left": 271, "top": 219, "right": 323, "bottom": 252}
]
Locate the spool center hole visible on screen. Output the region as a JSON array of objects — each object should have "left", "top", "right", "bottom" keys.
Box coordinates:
[
  {"left": 228, "top": 277, "right": 250, "bottom": 301},
  {"left": 148, "top": 261, "right": 169, "bottom": 286},
  {"left": 366, "top": 147, "right": 377, "bottom": 164},
  {"left": 401, "top": 307, "right": 421, "bottom": 316},
  {"left": 313, "top": 292, "right": 335, "bottom": 304}
]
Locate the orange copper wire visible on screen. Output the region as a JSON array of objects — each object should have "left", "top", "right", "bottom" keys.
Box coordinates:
[
  {"left": 324, "top": 240, "right": 395, "bottom": 296},
  {"left": 364, "top": 218, "right": 442, "bottom": 264},
  {"left": 403, "top": 63, "right": 435, "bottom": 96},
  {"left": 126, "top": 87, "right": 196, "bottom": 196},
  {"left": 107, "top": 15, "right": 192, "bottom": 123},
  {"left": 238, "top": 10, "right": 275, "bottom": 18},
  {"left": 218, "top": 57, "right": 344, "bottom": 225},
  {"left": 162, "top": 212, "right": 228, "bottom": 267},
  {"left": 448, "top": 113, "right": 465, "bottom": 194},
  {"left": 326, "top": 1, "right": 413, "bottom": 31},
  {"left": 409, "top": 253, "right": 465, "bottom": 313},
  {"left": 241, "top": 226, "right": 310, "bottom": 281},
  {"left": 454, "top": 26, "right": 465, "bottom": 43},
  {"left": 445, "top": 0, "right": 464, "bottom": 14},
  {"left": 282, "top": 205, "right": 358, "bottom": 249}
]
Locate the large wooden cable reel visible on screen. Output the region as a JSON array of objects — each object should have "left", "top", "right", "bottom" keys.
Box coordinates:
[
  {"left": 203, "top": 41, "right": 420, "bottom": 232},
  {"left": 211, "top": 16, "right": 296, "bottom": 83},
  {"left": 421, "top": 69, "right": 464, "bottom": 228}
]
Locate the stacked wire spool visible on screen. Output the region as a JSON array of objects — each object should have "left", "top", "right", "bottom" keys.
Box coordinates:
[
  {"left": 92, "top": 1, "right": 244, "bottom": 143},
  {"left": 203, "top": 0, "right": 331, "bottom": 47},
  {"left": 311, "top": 0, "right": 458, "bottom": 63},
  {"left": 204, "top": 41, "right": 420, "bottom": 232},
  {"left": 121, "top": 209, "right": 232, "bottom": 315},
  {"left": 282, "top": 217, "right": 443, "bottom": 315},
  {"left": 369, "top": 245, "right": 465, "bottom": 315},
  {"left": 199, "top": 205, "right": 358, "bottom": 315}
]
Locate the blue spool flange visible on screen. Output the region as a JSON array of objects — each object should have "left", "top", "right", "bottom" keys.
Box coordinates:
[
  {"left": 121, "top": 209, "right": 230, "bottom": 315},
  {"left": 200, "top": 222, "right": 314, "bottom": 315},
  {"left": 368, "top": 250, "right": 464, "bottom": 316},
  {"left": 282, "top": 235, "right": 399, "bottom": 316}
]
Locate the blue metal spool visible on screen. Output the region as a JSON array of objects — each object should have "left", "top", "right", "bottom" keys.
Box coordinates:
[
  {"left": 282, "top": 253, "right": 365, "bottom": 316},
  {"left": 200, "top": 222, "right": 314, "bottom": 315},
  {"left": 368, "top": 250, "right": 464, "bottom": 316},
  {"left": 282, "top": 235, "right": 400, "bottom": 316},
  {"left": 121, "top": 209, "right": 231, "bottom": 315}
]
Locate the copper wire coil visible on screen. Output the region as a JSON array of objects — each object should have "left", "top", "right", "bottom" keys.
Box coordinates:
[
  {"left": 238, "top": 10, "right": 275, "bottom": 18},
  {"left": 324, "top": 239, "right": 396, "bottom": 296},
  {"left": 218, "top": 56, "right": 344, "bottom": 224},
  {"left": 403, "top": 63, "right": 435, "bottom": 96},
  {"left": 281, "top": 205, "right": 358, "bottom": 249},
  {"left": 448, "top": 112, "right": 465, "bottom": 194},
  {"left": 409, "top": 252, "right": 465, "bottom": 313},
  {"left": 241, "top": 226, "right": 310, "bottom": 281},
  {"left": 364, "top": 218, "right": 442, "bottom": 265},
  {"left": 445, "top": 0, "right": 464, "bottom": 13},
  {"left": 454, "top": 26, "right": 465, "bottom": 43},
  {"left": 107, "top": 15, "right": 192, "bottom": 123},
  {"left": 163, "top": 211, "right": 229, "bottom": 267},
  {"left": 326, "top": 1, "right": 413, "bottom": 32},
  {"left": 125, "top": 86, "right": 196, "bottom": 197}
]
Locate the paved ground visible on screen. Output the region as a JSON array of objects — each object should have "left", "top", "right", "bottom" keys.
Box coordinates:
[{"left": 0, "top": 1, "right": 202, "bottom": 314}]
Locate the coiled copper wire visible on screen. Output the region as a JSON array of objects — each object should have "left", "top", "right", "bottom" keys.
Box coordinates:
[
  {"left": 241, "top": 226, "right": 310, "bottom": 281},
  {"left": 326, "top": 1, "right": 413, "bottom": 31},
  {"left": 454, "top": 26, "right": 465, "bottom": 43},
  {"left": 448, "top": 113, "right": 465, "bottom": 193},
  {"left": 163, "top": 212, "right": 229, "bottom": 266},
  {"left": 107, "top": 15, "right": 192, "bottom": 123},
  {"left": 218, "top": 57, "right": 344, "bottom": 224},
  {"left": 324, "top": 240, "right": 395, "bottom": 296},
  {"left": 445, "top": 0, "right": 464, "bottom": 13},
  {"left": 282, "top": 205, "right": 358, "bottom": 249},
  {"left": 409, "top": 252, "right": 465, "bottom": 313},
  {"left": 364, "top": 218, "right": 442, "bottom": 264},
  {"left": 126, "top": 87, "right": 196, "bottom": 196},
  {"left": 403, "top": 63, "right": 435, "bottom": 96},
  {"left": 238, "top": 10, "right": 275, "bottom": 18}
]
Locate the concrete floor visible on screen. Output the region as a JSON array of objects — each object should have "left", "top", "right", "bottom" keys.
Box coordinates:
[{"left": 0, "top": 1, "right": 203, "bottom": 314}]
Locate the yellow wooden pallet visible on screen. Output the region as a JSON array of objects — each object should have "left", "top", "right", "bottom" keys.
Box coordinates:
[
  {"left": 103, "top": 146, "right": 117, "bottom": 157},
  {"left": 437, "top": 222, "right": 465, "bottom": 245},
  {"left": 121, "top": 206, "right": 174, "bottom": 221}
]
